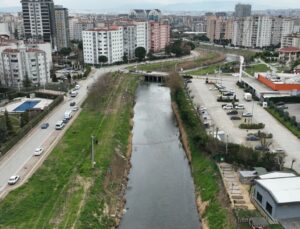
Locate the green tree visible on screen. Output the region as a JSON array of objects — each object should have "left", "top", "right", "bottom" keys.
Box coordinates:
[
  {"left": 0, "top": 116, "right": 8, "bottom": 143},
  {"left": 23, "top": 74, "right": 32, "bottom": 88},
  {"left": 98, "top": 55, "right": 108, "bottom": 66},
  {"left": 135, "top": 47, "right": 146, "bottom": 61},
  {"left": 123, "top": 53, "right": 128, "bottom": 63},
  {"left": 4, "top": 110, "right": 14, "bottom": 136},
  {"left": 66, "top": 73, "right": 72, "bottom": 84},
  {"left": 186, "top": 41, "right": 196, "bottom": 50},
  {"left": 20, "top": 111, "right": 29, "bottom": 127},
  {"left": 52, "top": 73, "right": 58, "bottom": 82},
  {"left": 60, "top": 47, "right": 72, "bottom": 56}
]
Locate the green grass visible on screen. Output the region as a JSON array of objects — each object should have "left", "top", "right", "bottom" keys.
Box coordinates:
[
  {"left": 187, "top": 64, "right": 221, "bottom": 75},
  {"left": 245, "top": 64, "right": 270, "bottom": 76},
  {"left": 267, "top": 108, "right": 300, "bottom": 138},
  {"left": 0, "top": 74, "right": 140, "bottom": 229}
]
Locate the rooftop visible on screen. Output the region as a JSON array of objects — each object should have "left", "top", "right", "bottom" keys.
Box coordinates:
[
  {"left": 279, "top": 47, "right": 300, "bottom": 53},
  {"left": 256, "top": 177, "right": 300, "bottom": 204},
  {"left": 258, "top": 172, "right": 296, "bottom": 179}
]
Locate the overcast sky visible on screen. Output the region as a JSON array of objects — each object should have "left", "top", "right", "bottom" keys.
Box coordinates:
[{"left": 1, "top": 0, "right": 300, "bottom": 10}]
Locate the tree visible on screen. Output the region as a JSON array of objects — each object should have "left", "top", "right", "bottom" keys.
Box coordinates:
[
  {"left": 60, "top": 47, "right": 72, "bottom": 56},
  {"left": 186, "top": 41, "right": 196, "bottom": 50},
  {"left": 66, "top": 73, "right": 72, "bottom": 84},
  {"left": 0, "top": 116, "right": 8, "bottom": 143},
  {"left": 52, "top": 73, "right": 58, "bottom": 82},
  {"left": 98, "top": 55, "right": 108, "bottom": 66},
  {"left": 165, "top": 44, "right": 172, "bottom": 55},
  {"left": 147, "top": 50, "right": 155, "bottom": 60},
  {"left": 20, "top": 111, "right": 29, "bottom": 127},
  {"left": 23, "top": 74, "right": 32, "bottom": 88},
  {"left": 4, "top": 110, "right": 14, "bottom": 136},
  {"left": 135, "top": 47, "right": 146, "bottom": 61},
  {"left": 123, "top": 53, "right": 128, "bottom": 63}
]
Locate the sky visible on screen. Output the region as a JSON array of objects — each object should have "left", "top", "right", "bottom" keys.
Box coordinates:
[{"left": 1, "top": 0, "right": 300, "bottom": 11}]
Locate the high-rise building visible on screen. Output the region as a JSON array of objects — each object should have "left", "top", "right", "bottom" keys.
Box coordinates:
[
  {"left": 0, "top": 40, "right": 52, "bottom": 88},
  {"left": 235, "top": 4, "right": 252, "bottom": 18},
  {"left": 82, "top": 26, "right": 124, "bottom": 65},
  {"left": 21, "top": 0, "right": 56, "bottom": 49},
  {"left": 149, "top": 21, "right": 170, "bottom": 52},
  {"left": 123, "top": 25, "right": 137, "bottom": 61},
  {"left": 69, "top": 17, "right": 94, "bottom": 41},
  {"left": 54, "top": 5, "right": 70, "bottom": 51},
  {"left": 206, "top": 16, "right": 233, "bottom": 42},
  {"left": 134, "top": 21, "right": 150, "bottom": 52}
]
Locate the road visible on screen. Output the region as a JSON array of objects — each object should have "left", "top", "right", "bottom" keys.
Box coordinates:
[{"left": 0, "top": 51, "right": 199, "bottom": 198}]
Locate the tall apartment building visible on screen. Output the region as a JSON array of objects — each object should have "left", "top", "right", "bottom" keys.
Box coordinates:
[
  {"left": 207, "top": 16, "right": 233, "bottom": 42},
  {"left": 123, "top": 25, "right": 137, "bottom": 60},
  {"left": 69, "top": 17, "right": 94, "bottom": 41},
  {"left": 232, "top": 16, "right": 294, "bottom": 48},
  {"left": 21, "top": 0, "right": 56, "bottom": 49},
  {"left": 129, "top": 9, "right": 161, "bottom": 22},
  {"left": 281, "top": 33, "right": 300, "bottom": 48},
  {"left": 149, "top": 21, "right": 170, "bottom": 52},
  {"left": 82, "top": 26, "right": 124, "bottom": 65},
  {"left": 54, "top": 5, "right": 70, "bottom": 51},
  {"left": 235, "top": 4, "right": 252, "bottom": 17},
  {"left": 0, "top": 40, "right": 52, "bottom": 87},
  {"left": 134, "top": 21, "right": 150, "bottom": 52}
]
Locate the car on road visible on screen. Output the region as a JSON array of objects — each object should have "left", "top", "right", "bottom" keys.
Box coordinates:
[
  {"left": 70, "top": 101, "right": 76, "bottom": 106},
  {"left": 8, "top": 175, "right": 20, "bottom": 185},
  {"left": 246, "top": 135, "right": 260, "bottom": 141},
  {"left": 72, "top": 106, "right": 79, "bottom": 111},
  {"left": 242, "top": 112, "right": 253, "bottom": 117},
  {"left": 255, "top": 145, "right": 270, "bottom": 152},
  {"left": 75, "top": 84, "right": 80, "bottom": 90},
  {"left": 63, "top": 117, "right": 69, "bottom": 124},
  {"left": 41, "top": 123, "right": 49, "bottom": 129},
  {"left": 230, "top": 116, "right": 241, "bottom": 120},
  {"left": 55, "top": 120, "right": 65, "bottom": 130},
  {"left": 34, "top": 147, "right": 44, "bottom": 156},
  {"left": 271, "top": 148, "right": 285, "bottom": 154},
  {"left": 227, "top": 110, "right": 238, "bottom": 115}
]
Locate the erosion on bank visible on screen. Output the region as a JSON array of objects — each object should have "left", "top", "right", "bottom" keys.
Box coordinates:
[
  {"left": 167, "top": 73, "right": 236, "bottom": 229},
  {"left": 0, "top": 73, "right": 140, "bottom": 229}
]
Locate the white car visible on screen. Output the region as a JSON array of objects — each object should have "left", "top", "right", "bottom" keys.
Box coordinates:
[
  {"left": 75, "top": 84, "right": 80, "bottom": 90},
  {"left": 34, "top": 147, "right": 44, "bottom": 156},
  {"left": 242, "top": 112, "right": 253, "bottom": 117},
  {"left": 72, "top": 106, "right": 79, "bottom": 111},
  {"left": 223, "top": 104, "right": 233, "bottom": 110},
  {"left": 8, "top": 175, "right": 20, "bottom": 185},
  {"left": 235, "top": 104, "right": 245, "bottom": 110}
]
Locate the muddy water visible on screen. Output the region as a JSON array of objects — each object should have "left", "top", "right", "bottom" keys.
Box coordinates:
[{"left": 119, "top": 83, "right": 200, "bottom": 229}]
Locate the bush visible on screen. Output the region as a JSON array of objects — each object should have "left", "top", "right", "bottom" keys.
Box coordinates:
[{"left": 239, "top": 123, "right": 265, "bottom": 129}]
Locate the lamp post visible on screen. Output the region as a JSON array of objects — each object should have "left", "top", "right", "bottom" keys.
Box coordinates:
[{"left": 91, "top": 135, "right": 95, "bottom": 168}]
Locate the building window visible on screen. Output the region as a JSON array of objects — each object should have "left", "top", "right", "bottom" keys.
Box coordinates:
[
  {"left": 266, "top": 202, "right": 273, "bottom": 215},
  {"left": 256, "top": 192, "right": 263, "bottom": 203}
]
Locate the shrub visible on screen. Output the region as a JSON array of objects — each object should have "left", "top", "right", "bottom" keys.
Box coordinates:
[{"left": 239, "top": 123, "right": 265, "bottom": 129}]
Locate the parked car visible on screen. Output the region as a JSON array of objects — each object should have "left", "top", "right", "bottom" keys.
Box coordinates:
[
  {"left": 255, "top": 145, "right": 270, "bottom": 152},
  {"left": 223, "top": 104, "right": 233, "bottom": 110},
  {"left": 41, "top": 123, "right": 49, "bottom": 129},
  {"left": 271, "top": 148, "right": 285, "bottom": 154},
  {"left": 242, "top": 112, "right": 253, "bottom": 117},
  {"left": 72, "top": 106, "right": 79, "bottom": 111},
  {"left": 75, "top": 84, "right": 80, "bottom": 90},
  {"left": 227, "top": 110, "right": 238, "bottom": 115},
  {"left": 70, "top": 101, "right": 76, "bottom": 106},
  {"left": 34, "top": 147, "right": 44, "bottom": 156},
  {"left": 235, "top": 104, "right": 245, "bottom": 110},
  {"left": 231, "top": 116, "right": 241, "bottom": 120},
  {"left": 246, "top": 135, "right": 260, "bottom": 141},
  {"left": 8, "top": 175, "right": 20, "bottom": 185},
  {"left": 55, "top": 121, "right": 65, "bottom": 130}
]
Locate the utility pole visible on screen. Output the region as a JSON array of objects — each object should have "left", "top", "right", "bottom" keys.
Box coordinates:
[
  {"left": 91, "top": 135, "right": 95, "bottom": 168},
  {"left": 226, "top": 134, "right": 229, "bottom": 154}
]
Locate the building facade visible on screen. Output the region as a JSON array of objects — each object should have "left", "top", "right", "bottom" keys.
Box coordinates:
[
  {"left": 54, "top": 5, "right": 70, "bottom": 51},
  {"left": 123, "top": 25, "right": 137, "bottom": 61},
  {"left": 235, "top": 4, "right": 252, "bottom": 18},
  {"left": 82, "top": 26, "right": 124, "bottom": 65},
  {"left": 149, "top": 21, "right": 170, "bottom": 52},
  {"left": 21, "top": 0, "right": 56, "bottom": 49},
  {"left": 69, "top": 17, "right": 95, "bottom": 41},
  {"left": 0, "top": 41, "right": 52, "bottom": 88},
  {"left": 134, "top": 21, "right": 150, "bottom": 52}
]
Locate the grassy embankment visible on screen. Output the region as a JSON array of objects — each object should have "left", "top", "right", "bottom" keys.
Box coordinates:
[
  {"left": 130, "top": 50, "right": 225, "bottom": 72},
  {"left": 187, "top": 63, "right": 222, "bottom": 75},
  {"left": 0, "top": 73, "right": 140, "bottom": 229},
  {"left": 170, "top": 78, "right": 236, "bottom": 229},
  {"left": 245, "top": 63, "right": 270, "bottom": 76}
]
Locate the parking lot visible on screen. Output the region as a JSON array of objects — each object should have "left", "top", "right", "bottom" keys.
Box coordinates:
[
  {"left": 189, "top": 75, "right": 300, "bottom": 173},
  {"left": 286, "top": 104, "right": 300, "bottom": 122}
]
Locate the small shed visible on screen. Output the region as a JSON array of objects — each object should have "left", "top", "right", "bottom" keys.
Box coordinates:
[
  {"left": 239, "top": 171, "right": 257, "bottom": 184},
  {"left": 249, "top": 217, "right": 268, "bottom": 229}
]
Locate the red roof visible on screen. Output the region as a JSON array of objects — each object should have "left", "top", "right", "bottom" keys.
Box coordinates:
[
  {"left": 3, "top": 48, "right": 19, "bottom": 53},
  {"left": 279, "top": 47, "right": 300, "bottom": 53}
]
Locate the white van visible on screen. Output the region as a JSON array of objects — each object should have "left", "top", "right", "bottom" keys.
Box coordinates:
[
  {"left": 55, "top": 121, "right": 65, "bottom": 130},
  {"left": 70, "top": 90, "right": 78, "bottom": 97},
  {"left": 64, "top": 110, "right": 73, "bottom": 120}
]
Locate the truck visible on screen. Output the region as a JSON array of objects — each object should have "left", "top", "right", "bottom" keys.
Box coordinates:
[
  {"left": 244, "top": 93, "right": 252, "bottom": 101},
  {"left": 64, "top": 110, "right": 73, "bottom": 120}
]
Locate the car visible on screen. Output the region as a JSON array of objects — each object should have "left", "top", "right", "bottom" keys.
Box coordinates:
[
  {"left": 227, "top": 110, "right": 238, "bottom": 115},
  {"left": 271, "top": 148, "right": 285, "bottom": 154},
  {"left": 75, "top": 84, "right": 80, "bottom": 90},
  {"left": 242, "top": 112, "right": 253, "bottom": 117},
  {"left": 235, "top": 104, "right": 245, "bottom": 110},
  {"left": 246, "top": 135, "right": 260, "bottom": 141},
  {"left": 231, "top": 116, "right": 241, "bottom": 120},
  {"left": 223, "top": 104, "right": 233, "bottom": 110},
  {"left": 72, "top": 106, "right": 79, "bottom": 111},
  {"left": 41, "top": 123, "right": 49, "bottom": 129},
  {"left": 63, "top": 117, "right": 69, "bottom": 124},
  {"left": 34, "top": 147, "right": 44, "bottom": 156},
  {"left": 70, "top": 101, "right": 76, "bottom": 106},
  {"left": 255, "top": 145, "right": 270, "bottom": 152},
  {"left": 8, "top": 175, "right": 20, "bottom": 185}
]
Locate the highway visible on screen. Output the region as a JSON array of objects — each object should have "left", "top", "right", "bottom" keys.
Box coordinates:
[{"left": 0, "top": 51, "right": 200, "bottom": 198}]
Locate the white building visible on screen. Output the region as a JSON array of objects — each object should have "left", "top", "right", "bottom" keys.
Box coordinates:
[
  {"left": 82, "top": 26, "right": 124, "bottom": 65},
  {"left": 54, "top": 5, "right": 70, "bottom": 51},
  {"left": 0, "top": 40, "right": 52, "bottom": 88},
  {"left": 123, "top": 25, "right": 137, "bottom": 61},
  {"left": 69, "top": 17, "right": 94, "bottom": 41},
  {"left": 134, "top": 21, "right": 150, "bottom": 52}
]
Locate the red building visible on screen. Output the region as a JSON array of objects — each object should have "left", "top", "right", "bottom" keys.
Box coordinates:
[
  {"left": 257, "top": 73, "right": 300, "bottom": 91},
  {"left": 149, "top": 21, "right": 170, "bottom": 53}
]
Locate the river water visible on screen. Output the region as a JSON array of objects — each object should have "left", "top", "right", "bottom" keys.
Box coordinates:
[{"left": 119, "top": 83, "right": 200, "bottom": 229}]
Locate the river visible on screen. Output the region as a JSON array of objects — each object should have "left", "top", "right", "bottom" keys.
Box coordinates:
[{"left": 119, "top": 83, "right": 200, "bottom": 229}]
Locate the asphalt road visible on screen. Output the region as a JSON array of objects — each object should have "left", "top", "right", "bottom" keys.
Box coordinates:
[{"left": 0, "top": 51, "right": 199, "bottom": 197}]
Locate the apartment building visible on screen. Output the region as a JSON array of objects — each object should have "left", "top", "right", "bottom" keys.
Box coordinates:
[
  {"left": 82, "top": 26, "right": 124, "bottom": 65},
  {"left": 0, "top": 40, "right": 52, "bottom": 88},
  {"left": 129, "top": 9, "right": 161, "bottom": 22},
  {"left": 21, "top": 0, "right": 56, "bottom": 49},
  {"left": 134, "top": 21, "right": 150, "bottom": 52},
  {"left": 69, "top": 17, "right": 94, "bottom": 41},
  {"left": 235, "top": 4, "right": 252, "bottom": 17},
  {"left": 54, "top": 5, "right": 70, "bottom": 51},
  {"left": 207, "top": 16, "right": 233, "bottom": 42},
  {"left": 149, "top": 21, "right": 170, "bottom": 52},
  {"left": 123, "top": 25, "right": 137, "bottom": 60}
]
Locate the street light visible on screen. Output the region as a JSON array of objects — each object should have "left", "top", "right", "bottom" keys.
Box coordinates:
[{"left": 91, "top": 135, "right": 95, "bottom": 168}]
